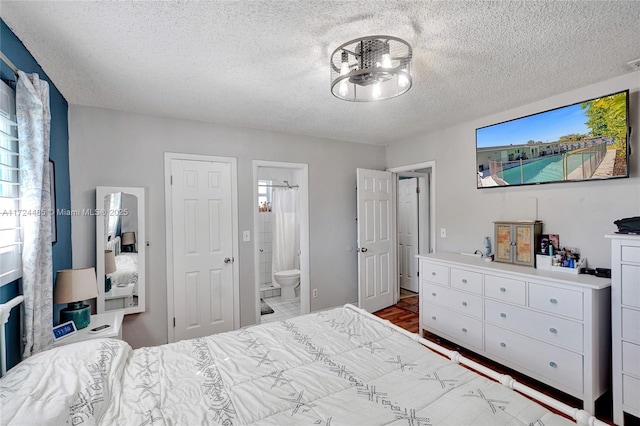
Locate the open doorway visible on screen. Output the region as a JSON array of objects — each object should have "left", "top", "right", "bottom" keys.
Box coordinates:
[
  {"left": 389, "top": 161, "right": 436, "bottom": 302},
  {"left": 252, "top": 161, "right": 310, "bottom": 324},
  {"left": 355, "top": 163, "right": 435, "bottom": 312}
]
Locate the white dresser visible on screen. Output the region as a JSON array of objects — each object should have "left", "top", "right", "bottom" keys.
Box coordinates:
[
  {"left": 607, "top": 234, "right": 640, "bottom": 425},
  {"left": 418, "top": 253, "right": 611, "bottom": 414}
]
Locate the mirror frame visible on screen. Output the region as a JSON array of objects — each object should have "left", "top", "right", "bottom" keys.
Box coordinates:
[{"left": 95, "top": 186, "right": 146, "bottom": 314}]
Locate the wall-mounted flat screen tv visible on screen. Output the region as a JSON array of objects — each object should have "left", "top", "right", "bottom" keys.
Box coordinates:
[{"left": 476, "top": 89, "right": 629, "bottom": 189}]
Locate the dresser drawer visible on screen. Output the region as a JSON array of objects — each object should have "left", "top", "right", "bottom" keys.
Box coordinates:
[
  {"left": 423, "top": 283, "right": 483, "bottom": 318},
  {"left": 485, "top": 323, "right": 583, "bottom": 393},
  {"left": 422, "top": 302, "right": 483, "bottom": 350},
  {"left": 622, "top": 308, "right": 640, "bottom": 344},
  {"left": 623, "top": 374, "right": 640, "bottom": 411},
  {"left": 485, "top": 275, "right": 526, "bottom": 305},
  {"left": 622, "top": 264, "right": 640, "bottom": 309},
  {"left": 485, "top": 299, "right": 583, "bottom": 353},
  {"left": 622, "top": 341, "right": 640, "bottom": 376},
  {"left": 529, "top": 282, "right": 583, "bottom": 320},
  {"left": 450, "top": 268, "right": 483, "bottom": 295},
  {"left": 420, "top": 261, "right": 449, "bottom": 286},
  {"left": 622, "top": 245, "right": 640, "bottom": 263}
]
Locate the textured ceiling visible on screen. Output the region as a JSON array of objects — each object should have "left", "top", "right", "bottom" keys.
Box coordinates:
[{"left": 2, "top": 1, "right": 639, "bottom": 146}]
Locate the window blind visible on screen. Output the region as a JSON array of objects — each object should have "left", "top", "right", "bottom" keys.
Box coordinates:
[{"left": 0, "top": 80, "right": 21, "bottom": 286}]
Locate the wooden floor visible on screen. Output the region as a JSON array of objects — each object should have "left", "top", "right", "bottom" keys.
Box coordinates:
[
  {"left": 373, "top": 295, "right": 637, "bottom": 426},
  {"left": 374, "top": 295, "right": 420, "bottom": 333}
]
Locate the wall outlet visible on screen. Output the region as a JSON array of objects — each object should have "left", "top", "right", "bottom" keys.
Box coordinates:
[
  {"left": 312, "top": 289, "right": 318, "bottom": 298},
  {"left": 440, "top": 228, "right": 447, "bottom": 238}
]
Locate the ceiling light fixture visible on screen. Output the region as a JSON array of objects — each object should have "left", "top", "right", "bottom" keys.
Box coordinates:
[{"left": 331, "top": 35, "right": 412, "bottom": 102}]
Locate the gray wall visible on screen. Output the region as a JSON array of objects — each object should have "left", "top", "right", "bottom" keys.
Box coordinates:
[
  {"left": 387, "top": 73, "right": 640, "bottom": 268},
  {"left": 69, "top": 106, "right": 385, "bottom": 348}
]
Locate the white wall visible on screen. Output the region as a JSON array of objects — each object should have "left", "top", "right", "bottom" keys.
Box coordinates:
[
  {"left": 387, "top": 73, "right": 640, "bottom": 269},
  {"left": 69, "top": 105, "right": 385, "bottom": 348}
]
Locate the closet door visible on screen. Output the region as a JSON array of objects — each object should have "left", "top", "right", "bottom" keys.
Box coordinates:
[
  {"left": 398, "top": 178, "right": 419, "bottom": 293},
  {"left": 169, "top": 156, "right": 238, "bottom": 342}
]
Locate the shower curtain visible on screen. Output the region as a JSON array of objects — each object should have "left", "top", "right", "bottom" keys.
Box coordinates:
[{"left": 271, "top": 187, "right": 299, "bottom": 277}]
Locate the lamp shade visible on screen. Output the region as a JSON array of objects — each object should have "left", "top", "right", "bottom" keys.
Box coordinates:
[
  {"left": 105, "top": 250, "right": 117, "bottom": 274},
  {"left": 121, "top": 232, "right": 136, "bottom": 246},
  {"left": 54, "top": 268, "right": 99, "bottom": 304}
]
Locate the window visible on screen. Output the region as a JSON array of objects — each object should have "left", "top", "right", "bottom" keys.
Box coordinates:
[
  {"left": 106, "top": 191, "right": 122, "bottom": 241},
  {"left": 258, "top": 180, "right": 272, "bottom": 211},
  {"left": 0, "top": 80, "right": 21, "bottom": 286}
]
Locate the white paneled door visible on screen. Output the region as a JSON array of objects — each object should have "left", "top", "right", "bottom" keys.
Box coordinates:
[
  {"left": 170, "top": 158, "right": 236, "bottom": 341},
  {"left": 357, "top": 168, "right": 396, "bottom": 313},
  {"left": 398, "top": 178, "right": 419, "bottom": 293}
]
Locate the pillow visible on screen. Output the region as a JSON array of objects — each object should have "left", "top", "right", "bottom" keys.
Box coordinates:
[{"left": 0, "top": 338, "right": 132, "bottom": 425}]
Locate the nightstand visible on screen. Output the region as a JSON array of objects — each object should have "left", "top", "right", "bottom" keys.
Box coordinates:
[
  {"left": 53, "top": 309, "right": 124, "bottom": 347},
  {"left": 105, "top": 283, "right": 135, "bottom": 310}
]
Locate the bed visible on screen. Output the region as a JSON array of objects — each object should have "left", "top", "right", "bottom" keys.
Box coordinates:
[
  {"left": 106, "top": 236, "right": 139, "bottom": 292},
  {"left": 0, "top": 303, "right": 605, "bottom": 425},
  {"left": 112, "top": 252, "right": 138, "bottom": 288}
]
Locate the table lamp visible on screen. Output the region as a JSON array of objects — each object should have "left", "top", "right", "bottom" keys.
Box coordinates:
[
  {"left": 121, "top": 232, "right": 136, "bottom": 252},
  {"left": 54, "top": 268, "right": 99, "bottom": 329},
  {"left": 104, "top": 250, "right": 117, "bottom": 293}
]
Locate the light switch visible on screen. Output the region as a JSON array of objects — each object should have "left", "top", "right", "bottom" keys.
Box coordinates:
[{"left": 243, "top": 230, "right": 250, "bottom": 242}]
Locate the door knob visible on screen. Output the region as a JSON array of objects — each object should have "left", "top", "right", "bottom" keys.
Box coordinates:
[
  {"left": 224, "top": 257, "right": 232, "bottom": 264},
  {"left": 360, "top": 247, "right": 368, "bottom": 252}
]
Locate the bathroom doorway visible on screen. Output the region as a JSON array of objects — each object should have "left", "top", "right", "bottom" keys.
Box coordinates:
[{"left": 252, "top": 161, "right": 310, "bottom": 324}]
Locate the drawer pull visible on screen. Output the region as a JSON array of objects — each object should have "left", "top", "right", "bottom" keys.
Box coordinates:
[
  {"left": 431, "top": 272, "right": 436, "bottom": 276},
  {"left": 461, "top": 327, "right": 467, "bottom": 333},
  {"left": 432, "top": 316, "right": 437, "bottom": 320},
  {"left": 549, "top": 361, "right": 557, "bottom": 368},
  {"left": 500, "top": 342, "right": 506, "bottom": 348},
  {"left": 432, "top": 292, "right": 437, "bottom": 297},
  {"left": 549, "top": 327, "right": 558, "bottom": 334},
  {"left": 461, "top": 279, "right": 467, "bottom": 284},
  {"left": 500, "top": 287, "right": 506, "bottom": 292},
  {"left": 549, "top": 298, "right": 558, "bottom": 304},
  {"left": 462, "top": 301, "right": 468, "bottom": 307},
  {"left": 500, "top": 313, "right": 507, "bottom": 318}
]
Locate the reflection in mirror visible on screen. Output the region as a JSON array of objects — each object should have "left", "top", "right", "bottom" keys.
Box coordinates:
[{"left": 96, "top": 187, "right": 145, "bottom": 315}]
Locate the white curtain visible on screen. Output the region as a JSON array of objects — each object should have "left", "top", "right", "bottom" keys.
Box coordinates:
[
  {"left": 271, "top": 187, "right": 299, "bottom": 276},
  {"left": 17, "top": 71, "right": 53, "bottom": 357},
  {"left": 106, "top": 192, "right": 122, "bottom": 241}
]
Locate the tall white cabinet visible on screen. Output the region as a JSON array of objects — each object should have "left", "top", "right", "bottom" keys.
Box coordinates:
[
  {"left": 418, "top": 253, "right": 611, "bottom": 414},
  {"left": 607, "top": 234, "right": 640, "bottom": 425}
]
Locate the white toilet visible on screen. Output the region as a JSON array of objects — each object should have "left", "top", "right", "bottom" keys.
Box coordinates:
[{"left": 273, "top": 269, "right": 300, "bottom": 301}]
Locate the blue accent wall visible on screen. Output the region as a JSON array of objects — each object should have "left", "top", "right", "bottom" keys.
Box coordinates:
[{"left": 1, "top": 19, "right": 71, "bottom": 371}]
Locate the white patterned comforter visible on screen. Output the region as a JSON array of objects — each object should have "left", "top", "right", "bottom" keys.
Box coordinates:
[
  {"left": 112, "top": 252, "right": 138, "bottom": 287},
  {"left": 0, "top": 306, "right": 574, "bottom": 425}
]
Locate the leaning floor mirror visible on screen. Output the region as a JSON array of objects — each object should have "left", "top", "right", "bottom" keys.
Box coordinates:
[{"left": 95, "top": 186, "right": 146, "bottom": 315}]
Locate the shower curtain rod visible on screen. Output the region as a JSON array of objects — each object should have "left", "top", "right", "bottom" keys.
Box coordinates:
[
  {"left": 258, "top": 183, "right": 299, "bottom": 188},
  {"left": 0, "top": 52, "right": 18, "bottom": 75},
  {"left": 258, "top": 180, "right": 299, "bottom": 189}
]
